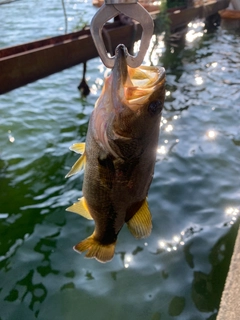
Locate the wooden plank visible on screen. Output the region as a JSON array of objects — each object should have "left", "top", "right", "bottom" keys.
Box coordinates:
[
  {"left": 0, "top": 0, "right": 230, "bottom": 94},
  {"left": 217, "top": 226, "right": 240, "bottom": 320},
  {"left": 169, "top": 0, "right": 230, "bottom": 31},
  {"left": 0, "top": 24, "right": 142, "bottom": 94}
]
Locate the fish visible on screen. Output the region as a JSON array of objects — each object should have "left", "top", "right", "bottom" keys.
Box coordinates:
[{"left": 66, "top": 44, "right": 165, "bottom": 263}]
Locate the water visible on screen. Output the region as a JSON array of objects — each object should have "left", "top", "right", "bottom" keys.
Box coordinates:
[{"left": 1, "top": 1, "right": 240, "bottom": 319}]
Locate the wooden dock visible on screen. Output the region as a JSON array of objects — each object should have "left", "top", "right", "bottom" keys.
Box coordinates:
[
  {"left": 0, "top": 0, "right": 230, "bottom": 95},
  {"left": 217, "top": 225, "right": 240, "bottom": 320}
]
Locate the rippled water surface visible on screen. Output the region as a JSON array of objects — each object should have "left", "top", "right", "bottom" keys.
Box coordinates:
[{"left": 1, "top": 1, "right": 240, "bottom": 319}]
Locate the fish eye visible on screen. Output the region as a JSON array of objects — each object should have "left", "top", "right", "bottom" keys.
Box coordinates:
[{"left": 148, "top": 100, "right": 163, "bottom": 116}]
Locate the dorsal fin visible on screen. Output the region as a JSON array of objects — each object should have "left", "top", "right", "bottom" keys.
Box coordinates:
[
  {"left": 69, "top": 143, "right": 85, "bottom": 154},
  {"left": 127, "top": 198, "right": 152, "bottom": 239},
  {"left": 65, "top": 152, "right": 86, "bottom": 178},
  {"left": 66, "top": 197, "right": 93, "bottom": 220}
]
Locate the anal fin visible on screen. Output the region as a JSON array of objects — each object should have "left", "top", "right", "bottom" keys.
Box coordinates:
[
  {"left": 66, "top": 197, "right": 93, "bottom": 220},
  {"left": 127, "top": 198, "right": 152, "bottom": 239}
]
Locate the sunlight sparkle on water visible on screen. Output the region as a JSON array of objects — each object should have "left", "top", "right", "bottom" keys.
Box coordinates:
[
  {"left": 159, "top": 241, "right": 166, "bottom": 248},
  {"left": 90, "top": 84, "right": 98, "bottom": 95},
  {"left": 165, "top": 124, "right": 173, "bottom": 132},
  {"left": 186, "top": 30, "right": 204, "bottom": 43},
  {"left": 160, "top": 118, "right": 167, "bottom": 127},
  {"left": 158, "top": 232, "right": 186, "bottom": 253},
  {"left": 186, "top": 21, "right": 204, "bottom": 43},
  {"left": 173, "top": 236, "right": 180, "bottom": 243},
  {"left": 195, "top": 76, "right": 203, "bottom": 85},
  {"left": 226, "top": 207, "right": 239, "bottom": 216},
  {"left": 143, "top": 34, "right": 164, "bottom": 66},
  {"left": 124, "top": 254, "right": 132, "bottom": 268},
  {"left": 8, "top": 130, "right": 15, "bottom": 143},
  {"left": 157, "top": 146, "right": 166, "bottom": 154},
  {"left": 98, "top": 64, "right": 105, "bottom": 74},
  {"left": 207, "top": 130, "right": 217, "bottom": 139},
  {"left": 226, "top": 207, "right": 240, "bottom": 225},
  {"left": 95, "top": 78, "right": 104, "bottom": 86}
]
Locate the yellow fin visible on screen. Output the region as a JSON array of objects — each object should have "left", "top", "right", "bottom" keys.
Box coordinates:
[
  {"left": 66, "top": 197, "right": 93, "bottom": 220},
  {"left": 127, "top": 199, "right": 152, "bottom": 239},
  {"left": 74, "top": 233, "right": 116, "bottom": 263},
  {"left": 65, "top": 152, "right": 86, "bottom": 178},
  {"left": 69, "top": 143, "right": 85, "bottom": 154}
]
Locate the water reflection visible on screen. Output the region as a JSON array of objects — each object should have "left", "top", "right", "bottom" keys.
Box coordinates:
[
  {"left": 124, "top": 254, "right": 132, "bottom": 269},
  {"left": 186, "top": 21, "right": 205, "bottom": 43},
  {"left": 192, "top": 220, "right": 239, "bottom": 315},
  {"left": 4, "top": 270, "right": 48, "bottom": 317},
  {"left": 195, "top": 75, "right": 203, "bottom": 85},
  {"left": 8, "top": 130, "right": 15, "bottom": 143},
  {"left": 1, "top": 4, "right": 240, "bottom": 320},
  {"left": 206, "top": 130, "right": 217, "bottom": 139},
  {"left": 226, "top": 207, "right": 240, "bottom": 225},
  {"left": 34, "top": 232, "right": 60, "bottom": 277},
  {"left": 150, "top": 220, "right": 240, "bottom": 318},
  {"left": 168, "top": 296, "right": 186, "bottom": 317}
]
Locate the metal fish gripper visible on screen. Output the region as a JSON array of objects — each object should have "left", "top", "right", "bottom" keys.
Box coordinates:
[{"left": 90, "top": 0, "right": 154, "bottom": 68}]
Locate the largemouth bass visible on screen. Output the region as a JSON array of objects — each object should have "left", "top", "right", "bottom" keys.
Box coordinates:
[{"left": 66, "top": 44, "right": 165, "bottom": 263}]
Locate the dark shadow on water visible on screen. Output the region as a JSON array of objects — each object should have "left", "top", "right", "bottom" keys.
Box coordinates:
[{"left": 191, "top": 220, "right": 240, "bottom": 317}]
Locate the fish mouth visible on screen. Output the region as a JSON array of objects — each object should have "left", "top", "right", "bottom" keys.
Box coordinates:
[{"left": 112, "top": 44, "right": 165, "bottom": 110}]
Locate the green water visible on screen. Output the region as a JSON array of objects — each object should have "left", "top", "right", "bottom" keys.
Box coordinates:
[{"left": 1, "top": 1, "right": 240, "bottom": 319}]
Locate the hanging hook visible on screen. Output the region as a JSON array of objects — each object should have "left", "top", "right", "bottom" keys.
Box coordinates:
[{"left": 90, "top": 0, "right": 154, "bottom": 68}]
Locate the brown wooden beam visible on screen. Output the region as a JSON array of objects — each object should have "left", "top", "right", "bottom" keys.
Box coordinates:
[
  {"left": 169, "top": 0, "right": 230, "bottom": 31},
  {"left": 0, "top": 0, "right": 230, "bottom": 95},
  {"left": 0, "top": 23, "right": 142, "bottom": 95}
]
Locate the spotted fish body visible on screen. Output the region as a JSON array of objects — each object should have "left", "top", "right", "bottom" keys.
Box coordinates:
[{"left": 66, "top": 45, "right": 165, "bottom": 262}]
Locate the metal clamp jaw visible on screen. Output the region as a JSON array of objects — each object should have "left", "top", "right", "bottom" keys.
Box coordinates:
[{"left": 90, "top": 0, "right": 154, "bottom": 68}]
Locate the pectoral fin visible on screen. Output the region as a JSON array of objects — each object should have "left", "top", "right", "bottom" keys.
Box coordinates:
[
  {"left": 69, "top": 143, "right": 85, "bottom": 154},
  {"left": 65, "top": 152, "right": 86, "bottom": 178},
  {"left": 127, "top": 198, "right": 152, "bottom": 239},
  {"left": 66, "top": 197, "right": 93, "bottom": 220}
]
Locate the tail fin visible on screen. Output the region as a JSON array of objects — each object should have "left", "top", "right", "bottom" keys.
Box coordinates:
[{"left": 73, "top": 234, "right": 116, "bottom": 263}]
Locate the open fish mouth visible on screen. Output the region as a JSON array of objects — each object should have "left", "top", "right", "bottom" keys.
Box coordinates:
[{"left": 113, "top": 44, "right": 165, "bottom": 109}]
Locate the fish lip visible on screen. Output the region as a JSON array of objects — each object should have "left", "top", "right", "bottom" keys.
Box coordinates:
[
  {"left": 111, "top": 44, "right": 166, "bottom": 107},
  {"left": 158, "top": 67, "right": 166, "bottom": 83},
  {"left": 112, "top": 44, "right": 166, "bottom": 88},
  {"left": 112, "top": 44, "right": 128, "bottom": 92}
]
